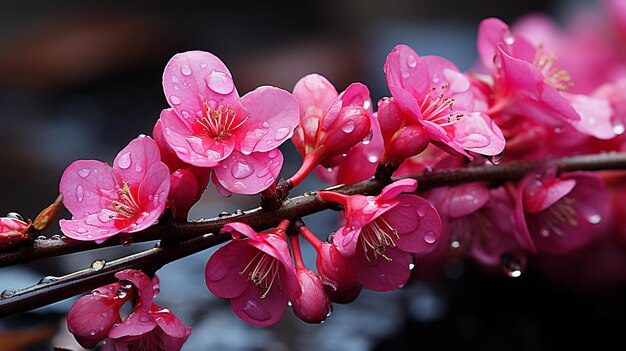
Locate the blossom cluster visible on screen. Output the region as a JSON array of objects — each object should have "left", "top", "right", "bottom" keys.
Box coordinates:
[{"left": 5, "top": 4, "right": 623, "bottom": 349}]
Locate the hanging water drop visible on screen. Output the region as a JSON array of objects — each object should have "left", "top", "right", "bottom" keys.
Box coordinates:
[
  {"left": 587, "top": 214, "right": 602, "bottom": 224},
  {"left": 362, "top": 130, "right": 373, "bottom": 145},
  {"left": 500, "top": 253, "right": 526, "bottom": 278},
  {"left": 116, "top": 288, "right": 128, "bottom": 298}
]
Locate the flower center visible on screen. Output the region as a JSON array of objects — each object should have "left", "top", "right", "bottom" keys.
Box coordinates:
[
  {"left": 532, "top": 44, "right": 573, "bottom": 91},
  {"left": 536, "top": 196, "right": 577, "bottom": 237},
  {"left": 359, "top": 217, "right": 399, "bottom": 262},
  {"left": 195, "top": 101, "right": 248, "bottom": 139},
  {"left": 240, "top": 250, "right": 280, "bottom": 298},
  {"left": 111, "top": 182, "right": 142, "bottom": 228},
  {"left": 420, "top": 84, "right": 463, "bottom": 127}
]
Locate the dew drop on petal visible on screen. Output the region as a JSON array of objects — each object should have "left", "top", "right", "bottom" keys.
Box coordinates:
[
  {"left": 231, "top": 162, "right": 254, "bottom": 179},
  {"left": 613, "top": 123, "right": 625, "bottom": 135},
  {"left": 587, "top": 214, "right": 602, "bottom": 224},
  {"left": 367, "top": 155, "right": 378, "bottom": 163},
  {"left": 417, "top": 204, "right": 430, "bottom": 217},
  {"left": 362, "top": 130, "right": 373, "bottom": 145},
  {"left": 97, "top": 211, "right": 112, "bottom": 223},
  {"left": 363, "top": 100, "right": 371, "bottom": 110},
  {"left": 180, "top": 64, "right": 192, "bottom": 76},
  {"left": 342, "top": 120, "right": 355, "bottom": 133},
  {"left": 423, "top": 231, "right": 437, "bottom": 244},
  {"left": 494, "top": 55, "right": 503, "bottom": 69},
  {"left": 409, "top": 263, "right": 415, "bottom": 270},
  {"left": 76, "top": 185, "right": 85, "bottom": 202},
  {"left": 77, "top": 168, "right": 91, "bottom": 178},
  {"left": 274, "top": 127, "right": 291, "bottom": 140},
  {"left": 135, "top": 164, "right": 143, "bottom": 173},
  {"left": 140, "top": 316, "right": 152, "bottom": 323},
  {"left": 402, "top": 72, "right": 410, "bottom": 79},
  {"left": 170, "top": 95, "right": 182, "bottom": 105},
  {"left": 406, "top": 54, "right": 417, "bottom": 68},
  {"left": 242, "top": 299, "right": 271, "bottom": 322},
  {"left": 268, "top": 150, "right": 278, "bottom": 159},
  {"left": 116, "top": 288, "right": 128, "bottom": 298},
  {"left": 262, "top": 121, "right": 271, "bottom": 128},
  {"left": 504, "top": 32, "right": 515, "bottom": 45},
  {"left": 200, "top": 62, "right": 207, "bottom": 69},
  {"left": 256, "top": 167, "right": 270, "bottom": 178},
  {"left": 205, "top": 70, "right": 234, "bottom": 95},
  {"left": 89, "top": 330, "right": 96, "bottom": 336},
  {"left": 118, "top": 152, "right": 132, "bottom": 169}
]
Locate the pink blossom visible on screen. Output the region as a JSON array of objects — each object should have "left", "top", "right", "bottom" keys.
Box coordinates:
[
  {"left": 160, "top": 51, "right": 298, "bottom": 195},
  {"left": 59, "top": 136, "right": 170, "bottom": 243},
  {"left": 477, "top": 18, "right": 581, "bottom": 124},
  {"left": 153, "top": 119, "right": 210, "bottom": 220},
  {"left": 315, "top": 242, "right": 361, "bottom": 304},
  {"left": 292, "top": 268, "right": 332, "bottom": 324},
  {"left": 205, "top": 221, "right": 300, "bottom": 326},
  {"left": 0, "top": 216, "right": 30, "bottom": 250},
  {"left": 289, "top": 74, "right": 372, "bottom": 186},
  {"left": 384, "top": 44, "right": 505, "bottom": 159},
  {"left": 105, "top": 270, "right": 191, "bottom": 351},
  {"left": 319, "top": 179, "right": 442, "bottom": 291},
  {"left": 514, "top": 167, "right": 609, "bottom": 254}
]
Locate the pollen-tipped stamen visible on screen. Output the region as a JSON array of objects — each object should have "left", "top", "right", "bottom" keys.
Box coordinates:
[
  {"left": 239, "top": 250, "right": 281, "bottom": 298},
  {"left": 360, "top": 217, "right": 400, "bottom": 262}
]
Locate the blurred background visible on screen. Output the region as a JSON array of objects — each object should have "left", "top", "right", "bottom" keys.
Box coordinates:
[{"left": 2, "top": 0, "right": 625, "bottom": 350}]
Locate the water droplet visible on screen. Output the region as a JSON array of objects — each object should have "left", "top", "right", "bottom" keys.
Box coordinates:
[
  {"left": 274, "top": 127, "right": 291, "bottom": 140},
  {"left": 218, "top": 211, "right": 230, "bottom": 217},
  {"left": 89, "top": 330, "right": 96, "bottom": 336},
  {"left": 504, "top": 32, "right": 515, "bottom": 45},
  {"left": 450, "top": 240, "right": 461, "bottom": 249},
  {"left": 97, "top": 211, "right": 112, "bottom": 223},
  {"left": 37, "top": 235, "right": 47, "bottom": 240},
  {"left": 490, "top": 152, "right": 504, "bottom": 165},
  {"left": 406, "top": 54, "right": 417, "bottom": 68},
  {"left": 117, "top": 152, "right": 132, "bottom": 169},
  {"left": 135, "top": 164, "right": 143, "bottom": 173},
  {"left": 494, "top": 55, "right": 502, "bottom": 69},
  {"left": 231, "top": 162, "right": 254, "bottom": 179},
  {"left": 205, "top": 70, "right": 234, "bottom": 94},
  {"left": 613, "top": 123, "right": 625, "bottom": 135},
  {"left": 256, "top": 167, "right": 270, "bottom": 178},
  {"left": 38, "top": 276, "right": 59, "bottom": 284},
  {"left": 180, "top": 64, "right": 192, "bottom": 76},
  {"left": 91, "top": 259, "right": 106, "bottom": 271},
  {"left": 326, "top": 231, "right": 335, "bottom": 243},
  {"left": 587, "top": 214, "right": 602, "bottom": 224},
  {"left": 76, "top": 185, "right": 85, "bottom": 202},
  {"left": 51, "top": 234, "right": 61, "bottom": 240},
  {"left": 1, "top": 289, "right": 16, "bottom": 299},
  {"left": 6, "top": 212, "right": 24, "bottom": 221},
  {"left": 342, "top": 120, "right": 355, "bottom": 133},
  {"left": 200, "top": 62, "right": 207, "bottom": 69},
  {"left": 116, "top": 288, "right": 128, "bottom": 298},
  {"left": 363, "top": 100, "right": 371, "bottom": 110},
  {"left": 367, "top": 155, "right": 378, "bottom": 163},
  {"left": 77, "top": 168, "right": 91, "bottom": 178},
  {"left": 500, "top": 253, "right": 526, "bottom": 278},
  {"left": 120, "top": 280, "right": 133, "bottom": 290},
  {"left": 262, "top": 121, "right": 271, "bottom": 128},
  {"left": 140, "top": 316, "right": 152, "bottom": 323},
  {"left": 287, "top": 301, "right": 293, "bottom": 307},
  {"left": 242, "top": 299, "right": 271, "bottom": 322},
  {"left": 362, "top": 130, "right": 373, "bottom": 145},
  {"left": 432, "top": 73, "right": 440, "bottom": 83},
  {"left": 423, "top": 231, "right": 437, "bottom": 244},
  {"left": 120, "top": 234, "right": 133, "bottom": 247},
  {"left": 170, "top": 95, "right": 182, "bottom": 105},
  {"left": 417, "top": 204, "right": 430, "bottom": 217},
  {"left": 402, "top": 72, "right": 410, "bottom": 79},
  {"left": 409, "top": 263, "right": 415, "bottom": 270}
]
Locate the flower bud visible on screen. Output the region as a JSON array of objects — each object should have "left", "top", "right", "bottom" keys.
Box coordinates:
[
  {"left": 292, "top": 268, "right": 332, "bottom": 324},
  {"left": 32, "top": 194, "right": 63, "bottom": 233},
  {"left": 316, "top": 242, "right": 361, "bottom": 304},
  {"left": 378, "top": 98, "right": 429, "bottom": 167}
]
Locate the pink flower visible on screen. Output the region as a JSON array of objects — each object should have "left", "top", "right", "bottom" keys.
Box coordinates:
[
  {"left": 384, "top": 44, "right": 505, "bottom": 159},
  {"left": 160, "top": 50, "right": 298, "bottom": 195},
  {"left": 67, "top": 281, "right": 130, "bottom": 349},
  {"left": 0, "top": 215, "right": 30, "bottom": 250},
  {"left": 514, "top": 166, "right": 609, "bottom": 254},
  {"left": 318, "top": 179, "right": 442, "bottom": 291},
  {"left": 477, "top": 18, "right": 581, "bottom": 124},
  {"left": 205, "top": 221, "right": 301, "bottom": 326},
  {"left": 153, "top": 119, "right": 210, "bottom": 220},
  {"left": 105, "top": 270, "right": 192, "bottom": 351},
  {"left": 59, "top": 136, "right": 170, "bottom": 243},
  {"left": 292, "top": 268, "right": 332, "bottom": 324},
  {"left": 289, "top": 74, "right": 372, "bottom": 187}
]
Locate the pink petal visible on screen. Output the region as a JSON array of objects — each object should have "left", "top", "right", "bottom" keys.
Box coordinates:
[
  {"left": 168, "top": 169, "right": 203, "bottom": 220},
  {"left": 565, "top": 93, "right": 615, "bottom": 139},
  {"left": 115, "top": 270, "right": 154, "bottom": 309},
  {"left": 421, "top": 56, "right": 474, "bottom": 111},
  {"left": 354, "top": 246, "right": 412, "bottom": 292},
  {"left": 108, "top": 307, "right": 157, "bottom": 338},
  {"left": 384, "top": 44, "right": 429, "bottom": 98},
  {"left": 513, "top": 183, "right": 538, "bottom": 253},
  {"left": 205, "top": 240, "right": 255, "bottom": 298},
  {"left": 68, "top": 294, "right": 121, "bottom": 348},
  {"left": 391, "top": 194, "right": 442, "bottom": 253},
  {"left": 521, "top": 166, "right": 577, "bottom": 213},
  {"left": 339, "top": 83, "right": 373, "bottom": 113},
  {"left": 237, "top": 86, "right": 299, "bottom": 154},
  {"left": 59, "top": 160, "right": 117, "bottom": 219},
  {"left": 150, "top": 304, "right": 189, "bottom": 339},
  {"left": 451, "top": 112, "right": 505, "bottom": 156},
  {"left": 129, "top": 162, "right": 170, "bottom": 233},
  {"left": 441, "top": 183, "right": 491, "bottom": 218},
  {"left": 230, "top": 284, "right": 288, "bottom": 327},
  {"left": 477, "top": 17, "right": 511, "bottom": 71},
  {"left": 163, "top": 51, "right": 239, "bottom": 120},
  {"left": 211, "top": 171, "right": 232, "bottom": 197},
  {"left": 60, "top": 218, "right": 120, "bottom": 243},
  {"left": 292, "top": 73, "right": 339, "bottom": 124},
  {"left": 113, "top": 136, "right": 162, "bottom": 187},
  {"left": 378, "top": 179, "right": 417, "bottom": 200},
  {"left": 159, "top": 109, "right": 227, "bottom": 167},
  {"left": 152, "top": 119, "right": 186, "bottom": 172},
  {"left": 332, "top": 225, "right": 361, "bottom": 257},
  {"left": 212, "top": 149, "right": 283, "bottom": 195}
]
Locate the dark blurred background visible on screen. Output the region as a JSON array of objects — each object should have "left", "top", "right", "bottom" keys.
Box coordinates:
[{"left": 2, "top": 0, "right": 625, "bottom": 350}]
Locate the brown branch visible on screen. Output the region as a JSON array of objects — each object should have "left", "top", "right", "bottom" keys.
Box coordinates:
[
  {"left": 2, "top": 152, "right": 626, "bottom": 269},
  {"left": 1, "top": 152, "right": 626, "bottom": 317}
]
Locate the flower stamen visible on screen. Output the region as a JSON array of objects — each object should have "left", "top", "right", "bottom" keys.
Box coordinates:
[
  {"left": 360, "top": 217, "right": 399, "bottom": 262},
  {"left": 240, "top": 250, "right": 281, "bottom": 298}
]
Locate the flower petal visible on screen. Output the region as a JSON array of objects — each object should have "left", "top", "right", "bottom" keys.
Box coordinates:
[
  {"left": 150, "top": 303, "right": 190, "bottom": 339},
  {"left": 212, "top": 149, "right": 283, "bottom": 195},
  {"left": 392, "top": 194, "right": 442, "bottom": 253},
  {"left": 354, "top": 246, "right": 412, "bottom": 292},
  {"left": 60, "top": 217, "right": 120, "bottom": 243},
  {"left": 108, "top": 306, "right": 157, "bottom": 338},
  {"left": 451, "top": 112, "right": 505, "bottom": 156},
  {"left": 385, "top": 44, "right": 430, "bottom": 98},
  {"left": 378, "top": 178, "right": 417, "bottom": 200},
  {"left": 59, "top": 160, "right": 117, "bottom": 219},
  {"left": 230, "top": 284, "right": 288, "bottom": 327},
  {"left": 113, "top": 136, "right": 162, "bottom": 187},
  {"left": 130, "top": 162, "right": 170, "bottom": 233},
  {"left": 115, "top": 269, "right": 154, "bottom": 309},
  {"left": 205, "top": 240, "right": 255, "bottom": 298}
]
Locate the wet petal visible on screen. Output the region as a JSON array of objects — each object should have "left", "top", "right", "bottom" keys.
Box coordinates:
[
  {"left": 230, "top": 284, "right": 288, "bottom": 327},
  {"left": 354, "top": 246, "right": 412, "bottom": 292},
  {"left": 108, "top": 306, "right": 157, "bottom": 338},
  {"left": 205, "top": 240, "right": 256, "bottom": 298},
  {"left": 384, "top": 44, "right": 430, "bottom": 98},
  {"left": 115, "top": 270, "right": 154, "bottom": 309},
  {"left": 392, "top": 194, "right": 442, "bottom": 253},
  {"left": 59, "top": 160, "right": 117, "bottom": 220},
  {"left": 212, "top": 150, "right": 283, "bottom": 195}
]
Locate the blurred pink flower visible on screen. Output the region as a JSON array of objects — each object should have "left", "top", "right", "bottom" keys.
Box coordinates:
[
  {"left": 205, "top": 222, "right": 300, "bottom": 326},
  {"left": 0, "top": 216, "right": 30, "bottom": 250},
  {"left": 319, "top": 179, "right": 442, "bottom": 291},
  {"left": 159, "top": 51, "right": 298, "bottom": 195},
  {"left": 384, "top": 44, "right": 505, "bottom": 159},
  {"left": 59, "top": 136, "right": 170, "bottom": 243}
]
